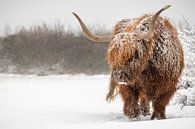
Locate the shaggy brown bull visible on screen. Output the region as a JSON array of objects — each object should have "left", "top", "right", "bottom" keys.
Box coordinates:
[{"left": 73, "top": 5, "right": 184, "bottom": 120}]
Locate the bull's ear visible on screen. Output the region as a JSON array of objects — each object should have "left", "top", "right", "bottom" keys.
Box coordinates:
[{"left": 137, "top": 5, "right": 171, "bottom": 41}]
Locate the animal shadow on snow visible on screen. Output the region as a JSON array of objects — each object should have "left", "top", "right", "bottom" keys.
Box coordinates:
[
  {"left": 76, "top": 112, "right": 152, "bottom": 123},
  {"left": 75, "top": 111, "right": 195, "bottom": 123}
]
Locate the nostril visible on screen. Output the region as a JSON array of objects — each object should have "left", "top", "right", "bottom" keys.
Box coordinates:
[
  {"left": 127, "top": 73, "right": 131, "bottom": 79},
  {"left": 119, "top": 74, "right": 122, "bottom": 79}
]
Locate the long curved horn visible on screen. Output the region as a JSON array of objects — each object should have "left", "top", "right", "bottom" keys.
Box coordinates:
[
  {"left": 140, "top": 5, "right": 171, "bottom": 40},
  {"left": 72, "top": 12, "right": 110, "bottom": 43}
]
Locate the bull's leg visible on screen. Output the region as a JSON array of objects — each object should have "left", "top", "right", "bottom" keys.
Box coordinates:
[
  {"left": 151, "top": 89, "right": 176, "bottom": 120},
  {"left": 119, "top": 86, "right": 140, "bottom": 119},
  {"left": 139, "top": 92, "right": 150, "bottom": 116}
]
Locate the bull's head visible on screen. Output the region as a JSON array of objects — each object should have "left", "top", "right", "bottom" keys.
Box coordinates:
[{"left": 73, "top": 5, "right": 171, "bottom": 85}]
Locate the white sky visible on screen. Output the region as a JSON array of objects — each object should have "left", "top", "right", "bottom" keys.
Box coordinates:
[{"left": 0, "top": 0, "right": 194, "bottom": 36}]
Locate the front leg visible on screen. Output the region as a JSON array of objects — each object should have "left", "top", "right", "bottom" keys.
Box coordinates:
[
  {"left": 151, "top": 89, "right": 176, "bottom": 120},
  {"left": 139, "top": 90, "right": 150, "bottom": 116},
  {"left": 119, "top": 85, "right": 141, "bottom": 119}
]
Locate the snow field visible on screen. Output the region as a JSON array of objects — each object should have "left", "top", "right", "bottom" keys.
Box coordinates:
[{"left": 0, "top": 74, "right": 194, "bottom": 129}]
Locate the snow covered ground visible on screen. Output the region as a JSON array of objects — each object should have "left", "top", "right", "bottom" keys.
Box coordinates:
[{"left": 0, "top": 74, "right": 195, "bottom": 129}]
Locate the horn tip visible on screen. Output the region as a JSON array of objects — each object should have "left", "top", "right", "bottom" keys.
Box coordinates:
[
  {"left": 163, "top": 5, "right": 171, "bottom": 10},
  {"left": 72, "top": 12, "right": 80, "bottom": 20},
  {"left": 72, "top": 12, "right": 76, "bottom": 16}
]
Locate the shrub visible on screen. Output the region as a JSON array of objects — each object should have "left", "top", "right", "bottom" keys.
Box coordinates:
[{"left": 0, "top": 23, "right": 109, "bottom": 75}]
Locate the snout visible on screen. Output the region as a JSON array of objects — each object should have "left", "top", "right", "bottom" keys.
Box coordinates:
[{"left": 112, "top": 70, "right": 132, "bottom": 85}]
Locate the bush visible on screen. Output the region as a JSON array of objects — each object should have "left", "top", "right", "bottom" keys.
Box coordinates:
[
  {"left": 0, "top": 23, "right": 110, "bottom": 75},
  {"left": 171, "top": 22, "right": 195, "bottom": 106}
]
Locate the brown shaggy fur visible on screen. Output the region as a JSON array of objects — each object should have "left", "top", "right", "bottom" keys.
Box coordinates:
[{"left": 106, "top": 15, "right": 184, "bottom": 119}]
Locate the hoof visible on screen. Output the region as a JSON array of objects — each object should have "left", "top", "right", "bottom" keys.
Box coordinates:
[
  {"left": 141, "top": 105, "right": 150, "bottom": 116},
  {"left": 124, "top": 105, "right": 141, "bottom": 119},
  {"left": 151, "top": 112, "right": 166, "bottom": 120}
]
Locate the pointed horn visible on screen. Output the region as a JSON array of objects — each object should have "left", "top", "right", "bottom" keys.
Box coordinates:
[
  {"left": 141, "top": 5, "right": 171, "bottom": 40},
  {"left": 72, "top": 12, "right": 110, "bottom": 43}
]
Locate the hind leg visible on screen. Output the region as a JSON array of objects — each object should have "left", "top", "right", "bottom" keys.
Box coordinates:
[
  {"left": 151, "top": 89, "right": 176, "bottom": 120},
  {"left": 119, "top": 86, "right": 140, "bottom": 118}
]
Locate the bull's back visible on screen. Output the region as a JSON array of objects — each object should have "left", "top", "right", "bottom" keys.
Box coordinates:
[{"left": 150, "top": 18, "right": 184, "bottom": 80}]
